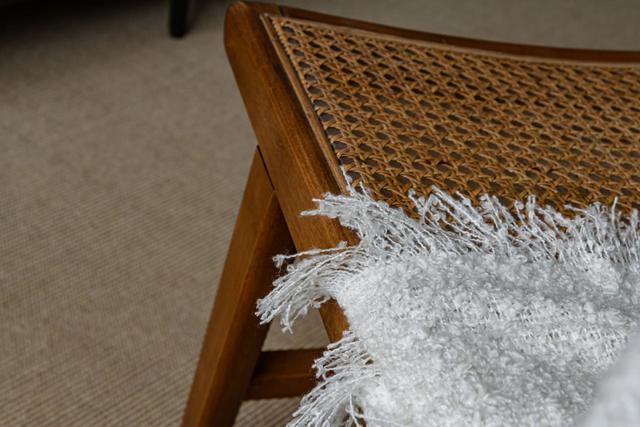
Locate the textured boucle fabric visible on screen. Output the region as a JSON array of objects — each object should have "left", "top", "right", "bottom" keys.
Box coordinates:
[
  {"left": 258, "top": 187, "right": 640, "bottom": 426},
  {"left": 579, "top": 328, "right": 640, "bottom": 427}
]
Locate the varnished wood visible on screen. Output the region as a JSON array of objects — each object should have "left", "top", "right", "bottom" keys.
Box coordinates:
[
  {"left": 182, "top": 149, "right": 294, "bottom": 427},
  {"left": 280, "top": 4, "right": 640, "bottom": 62},
  {"left": 246, "top": 349, "right": 324, "bottom": 399},
  {"left": 224, "top": 1, "right": 351, "bottom": 342}
]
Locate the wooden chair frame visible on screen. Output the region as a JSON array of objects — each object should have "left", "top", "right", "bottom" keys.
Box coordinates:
[{"left": 182, "top": 2, "right": 640, "bottom": 425}]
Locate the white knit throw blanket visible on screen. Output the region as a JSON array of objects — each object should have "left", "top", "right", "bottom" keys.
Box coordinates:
[{"left": 257, "top": 187, "right": 640, "bottom": 426}]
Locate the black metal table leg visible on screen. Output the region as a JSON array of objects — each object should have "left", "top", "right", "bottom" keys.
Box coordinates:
[{"left": 169, "top": 0, "right": 189, "bottom": 38}]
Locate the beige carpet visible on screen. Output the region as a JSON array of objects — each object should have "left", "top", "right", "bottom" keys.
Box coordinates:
[{"left": 0, "top": 0, "right": 638, "bottom": 425}]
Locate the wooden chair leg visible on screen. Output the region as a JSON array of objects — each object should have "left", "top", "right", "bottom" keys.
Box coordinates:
[
  {"left": 246, "top": 349, "right": 323, "bottom": 400},
  {"left": 182, "top": 149, "right": 294, "bottom": 427}
]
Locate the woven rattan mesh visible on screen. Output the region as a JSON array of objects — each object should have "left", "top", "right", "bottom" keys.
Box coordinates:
[{"left": 267, "top": 16, "right": 640, "bottom": 213}]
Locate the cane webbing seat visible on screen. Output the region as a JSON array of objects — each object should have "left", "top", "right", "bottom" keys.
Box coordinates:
[
  {"left": 266, "top": 15, "right": 640, "bottom": 214},
  {"left": 183, "top": 3, "right": 640, "bottom": 426}
]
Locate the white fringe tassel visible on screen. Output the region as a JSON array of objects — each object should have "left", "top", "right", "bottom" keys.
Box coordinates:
[
  {"left": 288, "top": 331, "right": 376, "bottom": 427},
  {"left": 256, "top": 186, "right": 640, "bottom": 426}
]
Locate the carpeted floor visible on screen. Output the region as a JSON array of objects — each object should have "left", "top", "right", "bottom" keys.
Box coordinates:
[{"left": 1, "top": 0, "right": 638, "bottom": 425}]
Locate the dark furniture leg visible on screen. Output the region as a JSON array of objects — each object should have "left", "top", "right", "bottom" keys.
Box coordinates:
[{"left": 169, "top": 0, "right": 189, "bottom": 38}]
